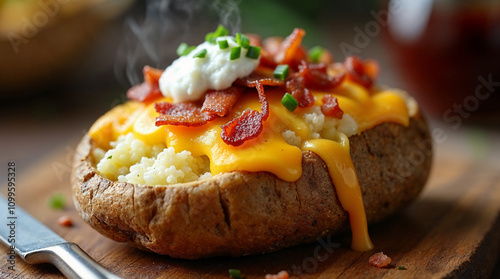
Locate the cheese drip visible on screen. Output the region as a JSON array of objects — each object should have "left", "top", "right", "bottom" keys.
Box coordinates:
[
  {"left": 89, "top": 81, "right": 410, "bottom": 251},
  {"left": 303, "top": 135, "right": 374, "bottom": 251}
]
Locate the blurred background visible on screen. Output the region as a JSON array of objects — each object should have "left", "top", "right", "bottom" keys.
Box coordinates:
[{"left": 1, "top": 0, "right": 499, "bottom": 186}]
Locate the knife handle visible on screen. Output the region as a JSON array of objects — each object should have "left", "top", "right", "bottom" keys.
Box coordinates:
[{"left": 23, "top": 242, "right": 121, "bottom": 279}]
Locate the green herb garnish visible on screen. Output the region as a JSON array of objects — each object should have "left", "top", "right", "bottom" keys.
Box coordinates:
[
  {"left": 177, "top": 42, "right": 196, "bottom": 56},
  {"left": 228, "top": 269, "right": 242, "bottom": 279},
  {"left": 218, "top": 39, "right": 229, "bottom": 49},
  {"left": 206, "top": 24, "right": 229, "bottom": 44},
  {"left": 281, "top": 93, "right": 298, "bottom": 112},
  {"left": 245, "top": 46, "right": 261, "bottom": 59},
  {"left": 107, "top": 155, "right": 112, "bottom": 159},
  {"left": 236, "top": 33, "right": 250, "bottom": 49},
  {"left": 398, "top": 265, "right": 406, "bottom": 270},
  {"left": 48, "top": 193, "right": 66, "bottom": 210},
  {"left": 192, "top": 49, "right": 207, "bottom": 58},
  {"left": 309, "top": 46, "right": 324, "bottom": 63},
  {"left": 230, "top": 46, "right": 241, "bottom": 60},
  {"left": 273, "top": 64, "right": 289, "bottom": 80}
]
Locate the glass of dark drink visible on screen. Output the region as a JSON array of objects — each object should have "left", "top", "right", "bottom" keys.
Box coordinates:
[{"left": 384, "top": 0, "right": 500, "bottom": 124}]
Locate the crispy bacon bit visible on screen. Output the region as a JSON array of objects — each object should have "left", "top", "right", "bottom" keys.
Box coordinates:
[
  {"left": 155, "top": 102, "right": 215, "bottom": 127},
  {"left": 201, "top": 87, "right": 243, "bottom": 117},
  {"left": 363, "top": 59, "right": 380, "bottom": 81},
  {"left": 345, "top": 56, "right": 376, "bottom": 89},
  {"left": 369, "top": 252, "right": 392, "bottom": 268},
  {"left": 127, "top": 66, "right": 164, "bottom": 102},
  {"left": 321, "top": 94, "right": 344, "bottom": 119},
  {"left": 298, "top": 61, "right": 345, "bottom": 91},
  {"left": 58, "top": 216, "right": 73, "bottom": 227},
  {"left": 265, "top": 270, "right": 289, "bottom": 279},
  {"left": 286, "top": 78, "right": 314, "bottom": 108},
  {"left": 143, "top": 65, "right": 163, "bottom": 85},
  {"left": 246, "top": 33, "right": 262, "bottom": 47},
  {"left": 127, "top": 83, "right": 156, "bottom": 103},
  {"left": 263, "top": 37, "right": 283, "bottom": 55},
  {"left": 257, "top": 37, "right": 281, "bottom": 68},
  {"left": 275, "top": 28, "right": 307, "bottom": 68}
]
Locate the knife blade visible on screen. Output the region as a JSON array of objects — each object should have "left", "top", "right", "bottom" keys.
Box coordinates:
[{"left": 0, "top": 195, "right": 121, "bottom": 279}]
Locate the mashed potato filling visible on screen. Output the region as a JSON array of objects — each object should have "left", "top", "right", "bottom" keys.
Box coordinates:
[
  {"left": 94, "top": 133, "right": 211, "bottom": 185},
  {"left": 280, "top": 105, "right": 358, "bottom": 147}
]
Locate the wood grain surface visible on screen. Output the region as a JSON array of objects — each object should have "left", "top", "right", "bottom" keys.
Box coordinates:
[{"left": 1, "top": 139, "right": 499, "bottom": 279}]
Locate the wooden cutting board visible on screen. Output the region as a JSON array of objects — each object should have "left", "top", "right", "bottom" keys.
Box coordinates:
[{"left": 1, "top": 140, "right": 499, "bottom": 279}]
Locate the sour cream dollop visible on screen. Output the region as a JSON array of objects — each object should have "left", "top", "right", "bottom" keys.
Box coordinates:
[{"left": 159, "top": 36, "right": 260, "bottom": 103}]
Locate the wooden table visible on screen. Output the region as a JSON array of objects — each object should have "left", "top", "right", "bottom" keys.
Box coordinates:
[{"left": 1, "top": 123, "right": 499, "bottom": 279}]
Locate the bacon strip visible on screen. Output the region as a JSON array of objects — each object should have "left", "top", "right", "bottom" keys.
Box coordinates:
[
  {"left": 321, "top": 94, "right": 344, "bottom": 119},
  {"left": 255, "top": 82, "right": 269, "bottom": 119},
  {"left": 155, "top": 87, "right": 243, "bottom": 127},
  {"left": 221, "top": 82, "right": 269, "bottom": 146},
  {"left": 275, "top": 28, "right": 307, "bottom": 68},
  {"left": 221, "top": 109, "right": 264, "bottom": 146},
  {"left": 155, "top": 102, "right": 216, "bottom": 127},
  {"left": 127, "top": 66, "right": 164, "bottom": 102},
  {"left": 201, "top": 87, "right": 243, "bottom": 117}
]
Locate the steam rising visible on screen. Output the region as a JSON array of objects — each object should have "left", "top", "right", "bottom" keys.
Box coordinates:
[
  {"left": 213, "top": 0, "right": 242, "bottom": 35},
  {"left": 114, "top": 0, "right": 242, "bottom": 88}
]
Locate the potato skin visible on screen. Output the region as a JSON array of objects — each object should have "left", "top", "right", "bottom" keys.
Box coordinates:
[{"left": 71, "top": 115, "right": 432, "bottom": 259}]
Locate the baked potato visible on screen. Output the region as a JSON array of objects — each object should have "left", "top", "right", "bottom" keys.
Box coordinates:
[{"left": 71, "top": 27, "right": 433, "bottom": 259}]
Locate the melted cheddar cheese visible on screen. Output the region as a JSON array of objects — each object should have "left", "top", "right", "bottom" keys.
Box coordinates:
[{"left": 89, "top": 81, "right": 409, "bottom": 252}]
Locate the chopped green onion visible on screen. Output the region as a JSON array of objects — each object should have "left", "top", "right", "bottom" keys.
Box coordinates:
[
  {"left": 218, "top": 39, "right": 229, "bottom": 49},
  {"left": 205, "top": 33, "right": 216, "bottom": 44},
  {"left": 214, "top": 24, "right": 229, "bottom": 37},
  {"left": 177, "top": 42, "right": 195, "bottom": 56},
  {"left": 236, "top": 33, "right": 250, "bottom": 49},
  {"left": 206, "top": 24, "right": 229, "bottom": 44},
  {"left": 107, "top": 155, "right": 112, "bottom": 159},
  {"left": 48, "top": 193, "right": 66, "bottom": 210},
  {"left": 230, "top": 46, "right": 241, "bottom": 60},
  {"left": 398, "top": 265, "right": 406, "bottom": 270},
  {"left": 308, "top": 46, "right": 324, "bottom": 63},
  {"left": 274, "top": 64, "right": 289, "bottom": 80},
  {"left": 192, "top": 49, "right": 207, "bottom": 58},
  {"left": 228, "top": 269, "right": 242, "bottom": 279},
  {"left": 281, "top": 93, "right": 298, "bottom": 112},
  {"left": 245, "top": 46, "right": 261, "bottom": 59}
]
